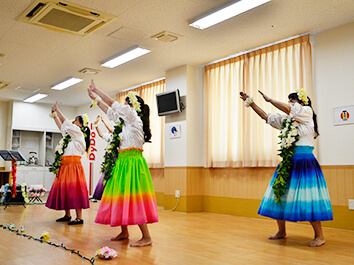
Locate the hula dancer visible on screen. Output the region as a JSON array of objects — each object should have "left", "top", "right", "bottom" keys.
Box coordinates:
[
  {"left": 45, "top": 102, "right": 90, "bottom": 225},
  {"left": 240, "top": 89, "right": 333, "bottom": 247},
  {"left": 92, "top": 114, "right": 113, "bottom": 200},
  {"left": 88, "top": 80, "right": 158, "bottom": 247}
]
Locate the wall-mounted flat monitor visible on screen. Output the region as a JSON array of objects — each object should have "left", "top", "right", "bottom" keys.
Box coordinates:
[{"left": 156, "top": 89, "right": 181, "bottom": 116}]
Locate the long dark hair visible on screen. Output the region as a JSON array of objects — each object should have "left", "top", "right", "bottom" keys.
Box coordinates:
[
  {"left": 125, "top": 95, "right": 152, "bottom": 142},
  {"left": 77, "top": 116, "right": 91, "bottom": 152},
  {"left": 288, "top": 93, "right": 319, "bottom": 138}
]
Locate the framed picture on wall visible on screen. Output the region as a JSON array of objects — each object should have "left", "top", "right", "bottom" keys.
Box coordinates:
[
  {"left": 169, "top": 125, "right": 181, "bottom": 139},
  {"left": 333, "top": 105, "right": 354, "bottom": 126}
]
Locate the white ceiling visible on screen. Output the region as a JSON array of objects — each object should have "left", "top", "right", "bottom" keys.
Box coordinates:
[{"left": 0, "top": 0, "right": 353, "bottom": 106}]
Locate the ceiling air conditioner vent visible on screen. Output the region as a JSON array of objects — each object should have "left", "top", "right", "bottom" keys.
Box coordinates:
[
  {"left": 151, "top": 31, "right": 180, "bottom": 43},
  {"left": 0, "top": 81, "right": 12, "bottom": 90},
  {"left": 18, "top": 1, "right": 116, "bottom": 36}
]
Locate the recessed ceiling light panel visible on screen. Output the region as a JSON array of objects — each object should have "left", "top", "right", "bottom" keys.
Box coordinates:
[{"left": 190, "top": 0, "right": 271, "bottom": 30}]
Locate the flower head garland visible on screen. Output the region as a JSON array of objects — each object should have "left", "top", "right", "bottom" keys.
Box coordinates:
[
  {"left": 245, "top": 97, "right": 254, "bottom": 107},
  {"left": 95, "top": 246, "right": 118, "bottom": 260},
  {"left": 49, "top": 134, "right": 71, "bottom": 176},
  {"left": 81, "top": 113, "right": 89, "bottom": 127},
  {"left": 273, "top": 118, "right": 300, "bottom": 204},
  {"left": 49, "top": 112, "right": 57, "bottom": 118},
  {"left": 127, "top": 91, "right": 141, "bottom": 113},
  {"left": 100, "top": 118, "right": 124, "bottom": 185},
  {"left": 296, "top": 88, "right": 309, "bottom": 105},
  {"left": 90, "top": 96, "right": 101, "bottom": 108}
]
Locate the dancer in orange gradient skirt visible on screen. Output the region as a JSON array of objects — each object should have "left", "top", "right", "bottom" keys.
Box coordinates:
[
  {"left": 45, "top": 102, "right": 90, "bottom": 225},
  {"left": 88, "top": 80, "right": 158, "bottom": 247}
]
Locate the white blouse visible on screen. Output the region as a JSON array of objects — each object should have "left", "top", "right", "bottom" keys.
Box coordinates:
[
  {"left": 107, "top": 101, "right": 144, "bottom": 149},
  {"left": 102, "top": 132, "right": 112, "bottom": 143},
  {"left": 60, "top": 119, "right": 86, "bottom": 156},
  {"left": 267, "top": 103, "right": 316, "bottom": 146}
]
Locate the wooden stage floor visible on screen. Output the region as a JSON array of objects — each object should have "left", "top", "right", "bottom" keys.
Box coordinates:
[{"left": 0, "top": 202, "right": 353, "bottom": 265}]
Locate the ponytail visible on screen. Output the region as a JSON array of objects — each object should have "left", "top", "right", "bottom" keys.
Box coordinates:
[
  {"left": 82, "top": 126, "right": 91, "bottom": 152},
  {"left": 126, "top": 95, "right": 152, "bottom": 142}
]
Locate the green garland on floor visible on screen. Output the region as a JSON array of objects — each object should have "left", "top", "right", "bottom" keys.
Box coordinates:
[{"left": 1, "top": 224, "right": 95, "bottom": 264}]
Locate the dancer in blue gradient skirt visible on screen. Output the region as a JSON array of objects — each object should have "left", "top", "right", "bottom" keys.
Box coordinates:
[{"left": 240, "top": 89, "right": 333, "bottom": 247}]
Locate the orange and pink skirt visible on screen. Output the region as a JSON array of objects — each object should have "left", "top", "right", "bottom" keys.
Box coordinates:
[{"left": 45, "top": 156, "right": 90, "bottom": 210}]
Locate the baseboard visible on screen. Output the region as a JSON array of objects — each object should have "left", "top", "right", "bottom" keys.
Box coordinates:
[{"left": 156, "top": 193, "right": 354, "bottom": 230}]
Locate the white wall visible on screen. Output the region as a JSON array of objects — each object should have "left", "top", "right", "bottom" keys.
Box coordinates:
[
  {"left": 0, "top": 101, "right": 9, "bottom": 167},
  {"left": 313, "top": 22, "right": 354, "bottom": 165},
  {"left": 186, "top": 65, "right": 204, "bottom": 166},
  {"left": 165, "top": 66, "right": 188, "bottom": 167},
  {"left": 12, "top": 101, "right": 76, "bottom": 132}
]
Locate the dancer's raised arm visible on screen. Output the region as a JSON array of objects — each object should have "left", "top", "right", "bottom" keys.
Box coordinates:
[
  {"left": 88, "top": 88, "right": 109, "bottom": 114},
  {"left": 240, "top": 92, "right": 269, "bottom": 121},
  {"left": 88, "top": 80, "right": 114, "bottom": 107},
  {"left": 258, "top": 90, "right": 291, "bottom": 114},
  {"left": 101, "top": 115, "right": 113, "bottom": 133},
  {"left": 53, "top": 101, "right": 67, "bottom": 123},
  {"left": 51, "top": 105, "right": 62, "bottom": 130}
]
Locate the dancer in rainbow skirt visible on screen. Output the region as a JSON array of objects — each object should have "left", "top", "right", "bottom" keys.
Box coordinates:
[
  {"left": 46, "top": 102, "right": 90, "bottom": 225},
  {"left": 88, "top": 80, "right": 158, "bottom": 247},
  {"left": 240, "top": 89, "right": 332, "bottom": 247},
  {"left": 92, "top": 114, "right": 113, "bottom": 200}
]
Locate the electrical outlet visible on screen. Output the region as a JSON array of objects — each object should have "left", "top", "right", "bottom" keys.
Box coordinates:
[
  {"left": 349, "top": 199, "right": 354, "bottom": 210},
  {"left": 175, "top": 190, "right": 180, "bottom": 198}
]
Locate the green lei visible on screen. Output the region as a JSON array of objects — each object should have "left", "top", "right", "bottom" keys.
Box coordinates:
[
  {"left": 49, "top": 134, "right": 71, "bottom": 175},
  {"left": 101, "top": 118, "right": 124, "bottom": 185},
  {"left": 272, "top": 118, "right": 300, "bottom": 204}
]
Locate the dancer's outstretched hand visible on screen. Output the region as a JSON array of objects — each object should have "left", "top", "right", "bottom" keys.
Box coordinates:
[
  {"left": 258, "top": 90, "right": 271, "bottom": 102},
  {"left": 94, "top": 115, "right": 100, "bottom": 125},
  {"left": 89, "top": 79, "right": 96, "bottom": 92},
  {"left": 87, "top": 88, "right": 95, "bottom": 100},
  {"left": 240, "top": 91, "right": 249, "bottom": 101},
  {"left": 54, "top": 101, "right": 58, "bottom": 111}
]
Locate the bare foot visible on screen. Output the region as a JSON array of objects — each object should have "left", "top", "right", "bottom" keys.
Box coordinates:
[
  {"left": 130, "top": 238, "right": 152, "bottom": 247},
  {"left": 308, "top": 237, "right": 325, "bottom": 247},
  {"left": 268, "top": 231, "right": 286, "bottom": 240},
  {"left": 111, "top": 231, "right": 129, "bottom": 241}
]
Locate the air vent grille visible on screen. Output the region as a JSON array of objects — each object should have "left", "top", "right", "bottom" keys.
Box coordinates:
[
  {"left": 18, "top": 1, "right": 116, "bottom": 36},
  {"left": 0, "top": 81, "right": 12, "bottom": 90},
  {"left": 151, "top": 31, "right": 180, "bottom": 43}
]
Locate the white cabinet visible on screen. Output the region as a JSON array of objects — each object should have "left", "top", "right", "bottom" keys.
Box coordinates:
[
  {"left": 16, "top": 167, "right": 44, "bottom": 187},
  {"left": 44, "top": 169, "right": 56, "bottom": 190}
]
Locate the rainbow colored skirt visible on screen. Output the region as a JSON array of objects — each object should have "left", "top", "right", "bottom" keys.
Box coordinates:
[
  {"left": 45, "top": 156, "right": 90, "bottom": 210},
  {"left": 95, "top": 148, "right": 159, "bottom": 226},
  {"left": 258, "top": 146, "right": 333, "bottom": 222}
]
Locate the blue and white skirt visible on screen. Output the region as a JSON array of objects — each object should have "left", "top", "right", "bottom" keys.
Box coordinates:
[{"left": 258, "top": 146, "right": 333, "bottom": 222}]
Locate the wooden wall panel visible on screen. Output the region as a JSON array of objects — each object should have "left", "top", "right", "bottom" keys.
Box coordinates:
[
  {"left": 150, "top": 168, "right": 164, "bottom": 193},
  {"left": 156, "top": 165, "right": 354, "bottom": 206},
  {"left": 164, "top": 167, "right": 186, "bottom": 195},
  {"left": 322, "top": 166, "right": 354, "bottom": 206}
]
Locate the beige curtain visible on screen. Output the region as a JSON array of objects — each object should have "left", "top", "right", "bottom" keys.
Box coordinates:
[
  {"left": 205, "top": 35, "right": 313, "bottom": 167},
  {"left": 116, "top": 79, "right": 165, "bottom": 168}
]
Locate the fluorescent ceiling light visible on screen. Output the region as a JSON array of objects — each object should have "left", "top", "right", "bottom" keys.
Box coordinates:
[
  {"left": 51, "top": 77, "right": 83, "bottom": 90},
  {"left": 24, "top": 93, "right": 48, "bottom": 103},
  {"left": 189, "top": 0, "right": 271, "bottom": 30},
  {"left": 101, "top": 47, "right": 151, "bottom": 68}
]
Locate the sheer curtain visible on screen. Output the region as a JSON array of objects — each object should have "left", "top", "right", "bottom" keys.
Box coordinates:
[
  {"left": 204, "top": 35, "right": 313, "bottom": 168},
  {"left": 116, "top": 79, "right": 165, "bottom": 168}
]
